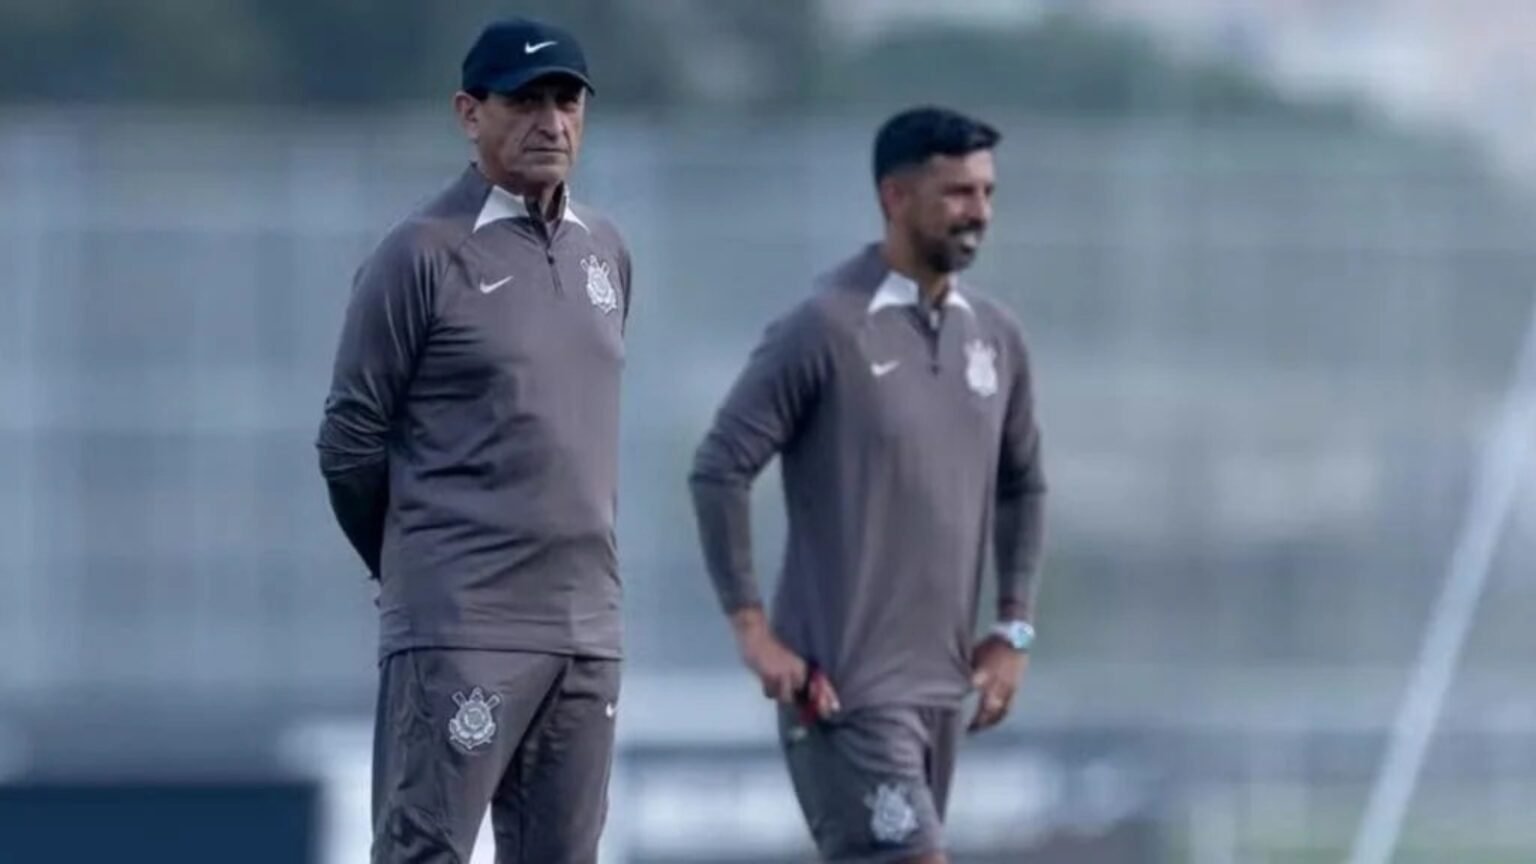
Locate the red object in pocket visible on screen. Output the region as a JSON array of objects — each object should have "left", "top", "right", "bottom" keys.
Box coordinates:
[{"left": 796, "top": 663, "right": 828, "bottom": 726}]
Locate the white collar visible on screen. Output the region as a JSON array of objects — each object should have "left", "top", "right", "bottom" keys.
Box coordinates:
[
  {"left": 866, "top": 269, "right": 973, "bottom": 316},
  {"left": 473, "top": 183, "right": 589, "bottom": 234}
]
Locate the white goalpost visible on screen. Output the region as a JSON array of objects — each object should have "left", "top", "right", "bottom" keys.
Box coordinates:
[{"left": 1347, "top": 298, "right": 1536, "bottom": 864}]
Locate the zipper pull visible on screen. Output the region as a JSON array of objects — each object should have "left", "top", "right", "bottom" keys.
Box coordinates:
[{"left": 547, "top": 249, "right": 562, "bottom": 293}]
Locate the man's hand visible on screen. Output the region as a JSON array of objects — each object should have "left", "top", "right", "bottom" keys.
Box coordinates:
[
  {"left": 730, "top": 608, "right": 839, "bottom": 717},
  {"left": 969, "top": 635, "right": 1029, "bottom": 732},
  {"left": 731, "top": 607, "right": 806, "bottom": 702},
  {"left": 798, "top": 664, "right": 841, "bottom": 720}
]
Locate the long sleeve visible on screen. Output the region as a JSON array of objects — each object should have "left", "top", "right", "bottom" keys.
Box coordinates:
[
  {"left": 316, "top": 234, "right": 435, "bottom": 577},
  {"left": 689, "top": 304, "right": 830, "bottom": 613},
  {"left": 994, "top": 334, "right": 1047, "bottom": 620}
]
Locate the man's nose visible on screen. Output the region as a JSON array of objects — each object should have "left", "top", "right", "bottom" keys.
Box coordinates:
[
  {"left": 965, "top": 193, "right": 991, "bottom": 226},
  {"left": 530, "top": 99, "right": 563, "bottom": 137}
]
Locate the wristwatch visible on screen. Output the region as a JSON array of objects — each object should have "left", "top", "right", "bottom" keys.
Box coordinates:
[{"left": 990, "top": 620, "right": 1036, "bottom": 652}]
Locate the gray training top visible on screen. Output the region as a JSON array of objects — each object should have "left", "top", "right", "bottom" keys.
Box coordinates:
[
  {"left": 690, "top": 244, "right": 1046, "bottom": 711},
  {"left": 318, "top": 165, "right": 631, "bottom": 661}
]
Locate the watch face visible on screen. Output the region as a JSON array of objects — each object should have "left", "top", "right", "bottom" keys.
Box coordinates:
[
  {"left": 1006, "top": 622, "right": 1034, "bottom": 651},
  {"left": 992, "top": 621, "right": 1033, "bottom": 650}
]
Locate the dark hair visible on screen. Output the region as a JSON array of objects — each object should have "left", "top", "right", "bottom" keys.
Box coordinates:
[{"left": 872, "top": 107, "right": 1001, "bottom": 184}]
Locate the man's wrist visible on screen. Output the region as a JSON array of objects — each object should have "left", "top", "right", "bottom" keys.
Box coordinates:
[
  {"left": 996, "top": 598, "right": 1030, "bottom": 621},
  {"left": 989, "top": 619, "right": 1036, "bottom": 652},
  {"left": 729, "top": 605, "right": 769, "bottom": 639}
]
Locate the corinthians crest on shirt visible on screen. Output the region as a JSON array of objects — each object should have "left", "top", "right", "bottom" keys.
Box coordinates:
[
  {"left": 582, "top": 254, "right": 620, "bottom": 315},
  {"left": 964, "top": 338, "right": 999, "bottom": 398}
]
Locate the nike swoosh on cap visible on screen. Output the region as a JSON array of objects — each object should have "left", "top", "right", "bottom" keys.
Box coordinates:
[{"left": 525, "top": 40, "right": 557, "bottom": 54}]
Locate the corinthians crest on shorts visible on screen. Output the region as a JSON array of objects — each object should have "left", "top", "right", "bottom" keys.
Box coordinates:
[
  {"left": 582, "top": 254, "right": 619, "bottom": 315},
  {"left": 865, "top": 782, "right": 919, "bottom": 844},
  {"left": 964, "top": 338, "right": 999, "bottom": 398},
  {"left": 448, "top": 687, "right": 501, "bottom": 752}
]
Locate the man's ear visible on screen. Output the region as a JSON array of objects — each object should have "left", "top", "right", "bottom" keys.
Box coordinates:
[
  {"left": 453, "top": 91, "right": 481, "bottom": 143},
  {"left": 877, "top": 174, "right": 907, "bottom": 221}
]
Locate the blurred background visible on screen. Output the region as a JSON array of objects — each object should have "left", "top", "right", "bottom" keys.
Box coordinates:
[{"left": 3, "top": 1, "right": 1536, "bottom": 862}]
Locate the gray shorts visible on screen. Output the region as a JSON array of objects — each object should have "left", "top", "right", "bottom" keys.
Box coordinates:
[
  {"left": 371, "top": 649, "right": 621, "bottom": 864},
  {"left": 779, "top": 704, "right": 962, "bottom": 864}
]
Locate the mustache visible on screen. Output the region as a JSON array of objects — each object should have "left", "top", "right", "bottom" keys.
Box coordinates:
[{"left": 949, "top": 221, "right": 986, "bottom": 237}]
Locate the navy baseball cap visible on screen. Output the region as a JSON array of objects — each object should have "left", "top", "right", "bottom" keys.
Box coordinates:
[{"left": 462, "top": 18, "right": 594, "bottom": 96}]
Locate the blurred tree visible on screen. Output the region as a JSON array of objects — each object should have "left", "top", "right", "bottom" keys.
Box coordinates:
[
  {"left": 0, "top": 1, "right": 1354, "bottom": 124},
  {"left": 0, "top": 0, "right": 280, "bottom": 103},
  {"left": 0, "top": 0, "right": 675, "bottom": 105},
  {"left": 816, "top": 14, "right": 1362, "bottom": 125}
]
